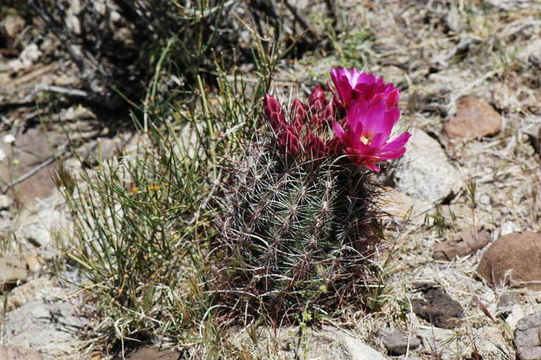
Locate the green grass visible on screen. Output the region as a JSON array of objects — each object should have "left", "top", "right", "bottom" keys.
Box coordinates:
[{"left": 56, "top": 29, "right": 283, "bottom": 356}]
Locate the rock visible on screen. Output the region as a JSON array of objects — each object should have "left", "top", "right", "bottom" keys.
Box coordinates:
[
  {"left": 445, "top": 97, "right": 502, "bottom": 139},
  {"left": 416, "top": 327, "right": 463, "bottom": 360},
  {"left": 0, "top": 194, "right": 14, "bottom": 209},
  {"left": 433, "top": 227, "right": 491, "bottom": 261},
  {"left": 311, "top": 330, "right": 386, "bottom": 360},
  {"left": 378, "top": 327, "right": 421, "bottom": 355},
  {"left": 395, "top": 129, "right": 463, "bottom": 204},
  {"left": 80, "top": 137, "right": 123, "bottom": 167},
  {"left": 507, "top": 305, "right": 526, "bottom": 330},
  {"left": 15, "top": 195, "right": 69, "bottom": 258},
  {"left": 2, "top": 15, "right": 25, "bottom": 40},
  {"left": 497, "top": 291, "right": 520, "bottom": 316},
  {"left": 3, "top": 300, "right": 86, "bottom": 358},
  {"left": 25, "top": 256, "right": 40, "bottom": 273},
  {"left": 439, "top": 203, "right": 472, "bottom": 228},
  {"left": 0, "top": 128, "right": 59, "bottom": 206},
  {"left": 476, "top": 232, "right": 541, "bottom": 290},
  {"left": 379, "top": 187, "right": 431, "bottom": 225},
  {"left": 525, "top": 123, "right": 541, "bottom": 155},
  {"left": 412, "top": 284, "right": 464, "bottom": 329},
  {"left": 515, "top": 314, "right": 541, "bottom": 360},
  {"left": 0, "top": 256, "right": 28, "bottom": 287},
  {"left": 126, "top": 346, "right": 180, "bottom": 360},
  {"left": 472, "top": 326, "right": 509, "bottom": 359},
  {"left": 518, "top": 39, "right": 541, "bottom": 68},
  {"left": 230, "top": 326, "right": 386, "bottom": 360},
  {"left": 8, "top": 277, "right": 65, "bottom": 309},
  {"left": 8, "top": 43, "right": 43, "bottom": 72},
  {"left": 0, "top": 346, "right": 43, "bottom": 360},
  {"left": 486, "top": 0, "right": 536, "bottom": 9}
]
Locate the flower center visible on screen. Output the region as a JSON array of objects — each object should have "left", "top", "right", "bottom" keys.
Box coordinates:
[{"left": 360, "top": 135, "right": 372, "bottom": 145}]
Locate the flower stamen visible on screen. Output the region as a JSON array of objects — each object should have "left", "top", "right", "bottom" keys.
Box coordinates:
[{"left": 360, "top": 135, "right": 372, "bottom": 145}]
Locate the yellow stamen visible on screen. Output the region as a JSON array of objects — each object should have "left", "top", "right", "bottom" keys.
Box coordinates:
[{"left": 360, "top": 135, "right": 371, "bottom": 145}]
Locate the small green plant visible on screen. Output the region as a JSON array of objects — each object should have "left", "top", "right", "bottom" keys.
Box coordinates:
[
  {"left": 58, "top": 42, "right": 278, "bottom": 351},
  {"left": 425, "top": 205, "right": 450, "bottom": 238}
]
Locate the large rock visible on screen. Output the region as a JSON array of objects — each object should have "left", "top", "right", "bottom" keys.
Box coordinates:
[
  {"left": 433, "top": 227, "right": 491, "bottom": 261},
  {"left": 395, "top": 129, "right": 463, "bottom": 204},
  {"left": 445, "top": 97, "right": 502, "bottom": 139},
  {"left": 476, "top": 232, "right": 541, "bottom": 290},
  {"left": 515, "top": 314, "right": 541, "bottom": 360},
  {"left": 3, "top": 300, "right": 86, "bottom": 359}
]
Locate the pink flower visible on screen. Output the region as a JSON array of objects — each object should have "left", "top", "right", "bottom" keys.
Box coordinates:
[
  {"left": 330, "top": 68, "right": 399, "bottom": 109},
  {"left": 333, "top": 98, "right": 410, "bottom": 172}
]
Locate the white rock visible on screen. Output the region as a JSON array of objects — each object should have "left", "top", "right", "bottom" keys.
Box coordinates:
[
  {"left": 395, "top": 129, "right": 463, "bottom": 204},
  {"left": 8, "top": 277, "right": 65, "bottom": 308},
  {"left": 473, "top": 327, "right": 509, "bottom": 359},
  {"left": 486, "top": 0, "right": 538, "bottom": 9},
  {"left": 417, "top": 327, "right": 464, "bottom": 360},
  {"left": 3, "top": 134, "right": 15, "bottom": 144},
  {"left": 230, "top": 326, "right": 386, "bottom": 360},
  {"left": 16, "top": 195, "right": 70, "bottom": 258},
  {"left": 306, "top": 329, "right": 386, "bottom": 360},
  {"left": 506, "top": 304, "right": 526, "bottom": 330},
  {"left": 338, "top": 334, "right": 387, "bottom": 360},
  {"left": 518, "top": 39, "right": 541, "bottom": 62},
  {"left": 501, "top": 221, "right": 520, "bottom": 236},
  {"left": 8, "top": 44, "right": 42, "bottom": 72},
  {"left": 0, "top": 194, "right": 14, "bottom": 209},
  {"left": 380, "top": 187, "right": 432, "bottom": 226},
  {"left": 2, "top": 15, "right": 25, "bottom": 39},
  {"left": 3, "top": 301, "right": 86, "bottom": 359}
]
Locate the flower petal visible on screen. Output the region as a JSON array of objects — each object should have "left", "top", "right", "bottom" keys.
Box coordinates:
[
  {"left": 332, "top": 121, "right": 346, "bottom": 140},
  {"left": 380, "top": 132, "right": 411, "bottom": 152}
]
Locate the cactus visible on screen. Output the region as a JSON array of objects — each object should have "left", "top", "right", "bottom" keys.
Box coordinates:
[{"left": 215, "top": 86, "right": 383, "bottom": 323}]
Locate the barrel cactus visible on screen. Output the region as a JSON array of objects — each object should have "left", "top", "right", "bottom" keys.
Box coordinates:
[{"left": 215, "top": 68, "right": 410, "bottom": 323}]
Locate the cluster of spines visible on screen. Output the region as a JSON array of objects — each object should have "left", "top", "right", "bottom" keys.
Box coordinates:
[{"left": 216, "top": 141, "right": 381, "bottom": 323}]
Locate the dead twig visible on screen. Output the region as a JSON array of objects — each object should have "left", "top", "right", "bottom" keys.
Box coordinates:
[{"left": 33, "top": 84, "right": 89, "bottom": 98}]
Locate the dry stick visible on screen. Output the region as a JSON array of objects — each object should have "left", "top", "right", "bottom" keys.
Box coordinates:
[{"left": 33, "top": 84, "right": 89, "bottom": 98}]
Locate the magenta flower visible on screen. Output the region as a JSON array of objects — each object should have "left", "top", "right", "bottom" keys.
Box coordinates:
[
  {"left": 263, "top": 68, "right": 409, "bottom": 170},
  {"left": 333, "top": 98, "right": 410, "bottom": 172},
  {"left": 330, "top": 67, "right": 399, "bottom": 109}
]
